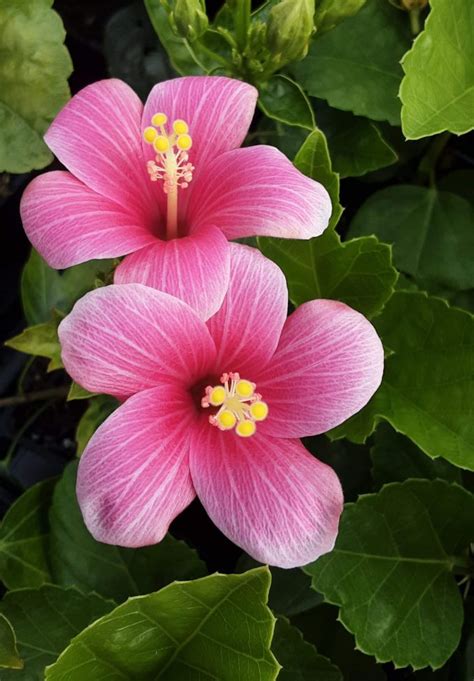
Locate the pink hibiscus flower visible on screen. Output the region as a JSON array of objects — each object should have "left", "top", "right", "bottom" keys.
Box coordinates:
[
  {"left": 58, "top": 245, "right": 383, "bottom": 568},
  {"left": 21, "top": 76, "right": 331, "bottom": 320}
]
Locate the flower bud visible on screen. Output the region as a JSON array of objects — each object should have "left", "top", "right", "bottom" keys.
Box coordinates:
[
  {"left": 266, "top": 0, "right": 315, "bottom": 64},
  {"left": 171, "top": 0, "right": 208, "bottom": 41}
]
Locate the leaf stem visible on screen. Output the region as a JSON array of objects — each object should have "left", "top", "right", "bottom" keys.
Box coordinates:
[{"left": 0, "top": 386, "right": 69, "bottom": 408}]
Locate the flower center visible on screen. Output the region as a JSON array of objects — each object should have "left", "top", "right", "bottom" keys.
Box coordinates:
[
  {"left": 143, "top": 113, "right": 195, "bottom": 240},
  {"left": 201, "top": 372, "right": 269, "bottom": 438}
]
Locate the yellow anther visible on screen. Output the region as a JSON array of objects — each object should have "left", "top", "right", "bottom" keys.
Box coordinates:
[
  {"left": 218, "top": 410, "right": 237, "bottom": 430},
  {"left": 209, "top": 386, "right": 226, "bottom": 406},
  {"left": 143, "top": 126, "right": 157, "bottom": 144},
  {"left": 236, "top": 380, "right": 254, "bottom": 398},
  {"left": 173, "top": 119, "right": 189, "bottom": 135},
  {"left": 153, "top": 135, "right": 170, "bottom": 153},
  {"left": 152, "top": 112, "right": 168, "bottom": 127},
  {"left": 250, "top": 401, "right": 268, "bottom": 422},
  {"left": 236, "top": 420, "right": 256, "bottom": 438},
  {"left": 176, "top": 134, "right": 192, "bottom": 151}
]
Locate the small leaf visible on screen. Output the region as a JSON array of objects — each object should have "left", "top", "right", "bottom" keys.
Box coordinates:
[
  {"left": 75, "top": 395, "right": 118, "bottom": 455},
  {"left": 305, "top": 480, "right": 474, "bottom": 670},
  {"left": 67, "top": 382, "right": 97, "bottom": 401},
  {"left": 259, "top": 230, "right": 397, "bottom": 318},
  {"left": 0, "top": 614, "right": 23, "bottom": 670},
  {"left": 317, "top": 106, "right": 398, "bottom": 177},
  {"left": 5, "top": 320, "right": 62, "bottom": 371},
  {"left": 293, "top": 0, "right": 411, "bottom": 125},
  {"left": 400, "top": 0, "right": 474, "bottom": 139},
  {"left": 349, "top": 185, "right": 474, "bottom": 291},
  {"left": 45, "top": 568, "right": 280, "bottom": 681},
  {"left": 0, "top": 480, "right": 54, "bottom": 589},
  {"left": 0, "top": 0, "right": 72, "bottom": 173},
  {"left": 259, "top": 75, "right": 315, "bottom": 130},
  {"left": 49, "top": 462, "right": 207, "bottom": 602},
  {"left": 273, "top": 617, "right": 342, "bottom": 680},
  {"left": 315, "top": 0, "right": 367, "bottom": 34},
  {"left": 331, "top": 291, "right": 474, "bottom": 470},
  {"left": 371, "top": 423, "right": 462, "bottom": 489},
  {"left": 0, "top": 586, "right": 113, "bottom": 681},
  {"left": 293, "top": 128, "right": 342, "bottom": 230}
]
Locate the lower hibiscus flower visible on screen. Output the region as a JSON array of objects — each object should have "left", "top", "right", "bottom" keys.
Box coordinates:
[{"left": 58, "top": 245, "right": 383, "bottom": 568}]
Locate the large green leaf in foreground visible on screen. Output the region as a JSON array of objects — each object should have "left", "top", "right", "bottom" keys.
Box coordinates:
[
  {"left": 49, "top": 463, "right": 206, "bottom": 602},
  {"left": 0, "top": 0, "right": 72, "bottom": 172},
  {"left": 331, "top": 291, "right": 474, "bottom": 470},
  {"left": 0, "top": 586, "right": 113, "bottom": 681},
  {"left": 0, "top": 480, "right": 54, "bottom": 589},
  {"left": 45, "top": 568, "right": 280, "bottom": 680},
  {"left": 259, "top": 229, "right": 397, "bottom": 319},
  {"left": 349, "top": 186, "right": 474, "bottom": 291},
  {"left": 306, "top": 480, "right": 474, "bottom": 669},
  {"left": 400, "top": 0, "right": 474, "bottom": 139}
]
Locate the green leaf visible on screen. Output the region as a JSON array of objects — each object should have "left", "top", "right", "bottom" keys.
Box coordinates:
[
  {"left": 75, "top": 395, "right": 118, "bottom": 454},
  {"left": 331, "top": 291, "right": 474, "bottom": 470},
  {"left": 67, "top": 382, "right": 97, "bottom": 401},
  {"left": 0, "top": 479, "right": 54, "bottom": 589},
  {"left": 236, "top": 555, "right": 322, "bottom": 616},
  {"left": 305, "top": 480, "right": 474, "bottom": 670},
  {"left": 314, "top": 0, "right": 367, "bottom": 34},
  {"left": 0, "top": 0, "right": 72, "bottom": 173},
  {"left": 400, "top": 0, "right": 474, "bottom": 139},
  {"left": 49, "top": 462, "right": 206, "bottom": 602},
  {"left": 0, "top": 614, "right": 23, "bottom": 670},
  {"left": 259, "top": 229, "right": 397, "bottom": 318},
  {"left": 21, "top": 249, "right": 113, "bottom": 325},
  {"left": 316, "top": 106, "right": 398, "bottom": 177},
  {"left": 45, "top": 568, "right": 280, "bottom": 681},
  {"left": 258, "top": 75, "right": 315, "bottom": 130},
  {"left": 349, "top": 185, "right": 474, "bottom": 291},
  {"left": 273, "top": 617, "right": 342, "bottom": 680},
  {"left": 371, "top": 423, "right": 463, "bottom": 489},
  {"left": 5, "top": 319, "right": 62, "bottom": 371},
  {"left": 439, "top": 170, "right": 474, "bottom": 207},
  {"left": 293, "top": 128, "right": 342, "bottom": 230},
  {"left": 293, "top": 0, "right": 411, "bottom": 125},
  {"left": 0, "top": 586, "right": 113, "bottom": 681}
]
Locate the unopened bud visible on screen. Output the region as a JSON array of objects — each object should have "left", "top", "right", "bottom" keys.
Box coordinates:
[
  {"left": 171, "top": 0, "right": 208, "bottom": 41},
  {"left": 266, "top": 0, "right": 315, "bottom": 64}
]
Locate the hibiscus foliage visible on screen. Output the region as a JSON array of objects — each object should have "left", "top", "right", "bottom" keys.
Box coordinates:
[{"left": 1, "top": 0, "right": 473, "bottom": 680}]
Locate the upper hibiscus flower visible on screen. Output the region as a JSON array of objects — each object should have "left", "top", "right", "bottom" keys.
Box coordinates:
[
  {"left": 58, "top": 245, "right": 383, "bottom": 568},
  {"left": 21, "top": 76, "right": 331, "bottom": 320}
]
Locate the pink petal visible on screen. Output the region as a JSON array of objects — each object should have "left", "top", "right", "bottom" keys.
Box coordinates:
[
  {"left": 142, "top": 76, "right": 258, "bottom": 182},
  {"left": 186, "top": 146, "right": 331, "bottom": 239},
  {"left": 20, "top": 171, "right": 157, "bottom": 269},
  {"left": 114, "top": 225, "right": 230, "bottom": 321},
  {"left": 78, "top": 385, "right": 197, "bottom": 546},
  {"left": 257, "top": 300, "right": 384, "bottom": 438},
  {"left": 58, "top": 283, "right": 216, "bottom": 398},
  {"left": 45, "top": 79, "right": 158, "bottom": 218},
  {"left": 206, "top": 244, "right": 288, "bottom": 376},
  {"left": 190, "top": 425, "right": 343, "bottom": 568}
]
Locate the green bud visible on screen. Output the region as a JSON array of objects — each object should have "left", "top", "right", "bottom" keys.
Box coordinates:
[
  {"left": 171, "top": 0, "right": 208, "bottom": 41},
  {"left": 266, "top": 0, "right": 315, "bottom": 64}
]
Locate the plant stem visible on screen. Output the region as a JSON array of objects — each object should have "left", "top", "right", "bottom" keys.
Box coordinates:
[
  {"left": 409, "top": 8, "right": 421, "bottom": 35},
  {"left": 0, "top": 386, "right": 68, "bottom": 408},
  {"left": 418, "top": 132, "right": 451, "bottom": 187},
  {"left": 234, "top": 0, "right": 251, "bottom": 52}
]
